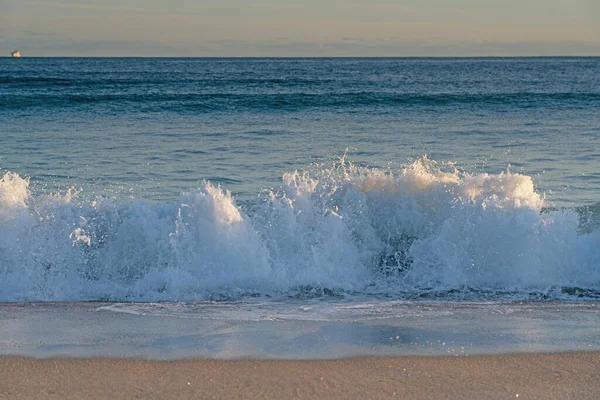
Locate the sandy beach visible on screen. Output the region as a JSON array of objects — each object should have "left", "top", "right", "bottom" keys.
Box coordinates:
[{"left": 2, "top": 352, "right": 599, "bottom": 399}]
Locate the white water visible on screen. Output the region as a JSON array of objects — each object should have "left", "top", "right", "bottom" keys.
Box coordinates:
[{"left": 1, "top": 158, "right": 599, "bottom": 302}]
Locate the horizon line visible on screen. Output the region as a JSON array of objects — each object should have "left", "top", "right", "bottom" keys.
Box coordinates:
[{"left": 3, "top": 55, "right": 600, "bottom": 58}]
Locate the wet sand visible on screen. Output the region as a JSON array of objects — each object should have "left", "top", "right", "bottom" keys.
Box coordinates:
[
  {"left": 2, "top": 352, "right": 600, "bottom": 399},
  {"left": 3, "top": 302, "right": 600, "bottom": 360}
]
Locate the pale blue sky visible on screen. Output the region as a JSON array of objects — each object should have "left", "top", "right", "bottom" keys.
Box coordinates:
[{"left": 1, "top": 0, "right": 599, "bottom": 56}]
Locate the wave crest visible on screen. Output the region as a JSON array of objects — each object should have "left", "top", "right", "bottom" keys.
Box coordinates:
[{"left": 0, "top": 158, "right": 598, "bottom": 301}]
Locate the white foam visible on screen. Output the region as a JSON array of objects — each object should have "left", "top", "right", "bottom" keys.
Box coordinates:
[
  {"left": 0, "top": 158, "right": 599, "bottom": 301},
  {"left": 0, "top": 172, "right": 29, "bottom": 211}
]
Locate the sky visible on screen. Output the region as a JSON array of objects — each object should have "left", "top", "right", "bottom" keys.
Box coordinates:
[{"left": 1, "top": 0, "right": 599, "bottom": 56}]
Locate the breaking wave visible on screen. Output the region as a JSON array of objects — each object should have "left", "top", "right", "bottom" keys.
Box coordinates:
[{"left": 1, "top": 157, "right": 599, "bottom": 302}]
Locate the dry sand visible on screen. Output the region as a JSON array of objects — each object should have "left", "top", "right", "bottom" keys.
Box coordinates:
[{"left": 1, "top": 352, "right": 599, "bottom": 399}]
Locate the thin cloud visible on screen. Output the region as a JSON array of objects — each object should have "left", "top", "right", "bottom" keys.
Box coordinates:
[
  {"left": 22, "top": 30, "right": 61, "bottom": 38},
  {"left": 23, "top": 0, "right": 191, "bottom": 17},
  {"left": 28, "top": 0, "right": 145, "bottom": 12}
]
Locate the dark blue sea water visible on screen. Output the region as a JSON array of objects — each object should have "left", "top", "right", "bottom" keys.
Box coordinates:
[{"left": 1, "top": 57, "right": 599, "bottom": 303}]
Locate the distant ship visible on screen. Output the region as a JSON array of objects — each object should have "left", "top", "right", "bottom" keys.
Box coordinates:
[{"left": 11, "top": 50, "right": 21, "bottom": 58}]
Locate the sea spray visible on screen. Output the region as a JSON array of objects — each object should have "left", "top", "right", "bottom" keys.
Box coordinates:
[{"left": 1, "top": 157, "right": 599, "bottom": 302}]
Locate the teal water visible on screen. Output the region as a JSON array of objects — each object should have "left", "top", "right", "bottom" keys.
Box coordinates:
[
  {"left": 1, "top": 58, "right": 599, "bottom": 303},
  {"left": 2, "top": 57, "right": 599, "bottom": 204}
]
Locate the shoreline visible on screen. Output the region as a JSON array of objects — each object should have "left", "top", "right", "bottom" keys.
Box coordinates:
[
  {"left": 3, "top": 301, "right": 599, "bottom": 360},
  {"left": 2, "top": 352, "right": 600, "bottom": 399}
]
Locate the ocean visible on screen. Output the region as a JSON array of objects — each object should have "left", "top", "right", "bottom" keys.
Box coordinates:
[{"left": 1, "top": 57, "right": 600, "bottom": 358}]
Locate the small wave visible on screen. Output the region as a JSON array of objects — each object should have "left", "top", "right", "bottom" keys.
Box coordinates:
[
  {"left": 1, "top": 157, "right": 599, "bottom": 302},
  {"left": 4, "top": 91, "right": 599, "bottom": 111},
  {"left": 0, "top": 76, "right": 74, "bottom": 85}
]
